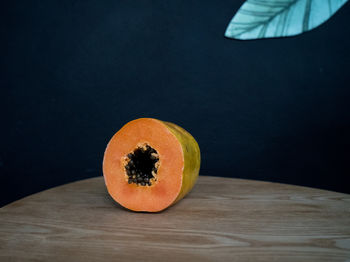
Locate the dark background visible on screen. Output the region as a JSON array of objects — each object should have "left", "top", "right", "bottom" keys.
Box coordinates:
[{"left": 1, "top": 0, "right": 349, "bottom": 207}]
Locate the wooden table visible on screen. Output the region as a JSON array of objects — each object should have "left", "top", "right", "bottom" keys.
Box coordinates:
[{"left": 1, "top": 176, "right": 350, "bottom": 261}]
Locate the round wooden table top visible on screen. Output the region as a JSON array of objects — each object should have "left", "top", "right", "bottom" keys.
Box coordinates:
[{"left": 1, "top": 176, "right": 350, "bottom": 262}]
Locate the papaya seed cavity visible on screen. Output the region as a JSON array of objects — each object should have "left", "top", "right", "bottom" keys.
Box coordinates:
[{"left": 124, "top": 144, "right": 159, "bottom": 186}]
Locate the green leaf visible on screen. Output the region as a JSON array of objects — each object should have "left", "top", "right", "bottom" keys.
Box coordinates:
[{"left": 225, "top": 0, "right": 348, "bottom": 40}]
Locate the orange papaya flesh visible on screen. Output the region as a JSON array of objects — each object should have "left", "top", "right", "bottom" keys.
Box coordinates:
[{"left": 102, "top": 118, "right": 201, "bottom": 212}]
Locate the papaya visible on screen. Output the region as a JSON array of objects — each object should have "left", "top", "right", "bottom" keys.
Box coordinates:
[{"left": 102, "top": 118, "right": 201, "bottom": 212}]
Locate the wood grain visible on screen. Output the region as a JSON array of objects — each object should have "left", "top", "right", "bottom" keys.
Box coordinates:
[{"left": 1, "top": 176, "right": 350, "bottom": 261}]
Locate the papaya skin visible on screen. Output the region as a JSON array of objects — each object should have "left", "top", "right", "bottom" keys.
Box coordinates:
[
  {"left": 102, "top": 118, "right": 201, "bottom": 212},
  {"left": 163, "top": 121, "right": 201, "bottom": 205}
]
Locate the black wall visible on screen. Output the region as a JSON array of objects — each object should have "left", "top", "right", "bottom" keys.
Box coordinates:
[{"left": 1, "top": 0, "right": 350, "bottom": 207}]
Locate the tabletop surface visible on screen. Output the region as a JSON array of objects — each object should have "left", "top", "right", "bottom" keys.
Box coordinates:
[{"left": 1, "top": 176, "right": 350, "bottom": 262}]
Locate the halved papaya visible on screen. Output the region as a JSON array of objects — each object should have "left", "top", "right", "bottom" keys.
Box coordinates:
[{"left": 102, "top": 118, "right": 201, "bottom": 212}]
